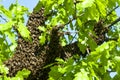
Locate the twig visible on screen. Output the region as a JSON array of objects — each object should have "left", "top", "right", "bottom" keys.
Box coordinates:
[
  {"left": 106, "top": 5, "right": 119, "bottom": 18},
  {"left": 0, "top": 15, "right": 7, "bottom": 22},
  {"left": 104, "top": 5, "right": 119, "bottom": 22},
  {"left": 105, "top": 37, "right": 118, "bottom": 42},
  {"left": 107, "top": 70, "right": 116, "bottom": 73},
  {"left": 74, "top": 0, "right": 77, "bottom": 18},
  {"left": 59, "top": 0, "right": 80, "bottom": 44},
  {"left": 107, "top": 17, "right": 120, "bottom": 28},
  {"left": 65, "top": 17, "right": 76, "bottom": 26},
  {"left": 63, "top": 31, "right": 78, "bottom": 35},
  {"left": 70, "top": 33, "right": 77, "bottom": 44},
  {"left": 54, "top": 17, "right": 76, "bottom": 30}
]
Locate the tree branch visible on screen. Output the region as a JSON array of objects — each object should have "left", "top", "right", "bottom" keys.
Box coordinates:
[
  {"left": 0, "top": 15, "right": 7, "bottom": 22},
  {"left": 106, "top": 5, "right": 119, "bottom": 18},
  {"left": 105, "top": 37, "right": 118, "bottom": 42},
  {"left": 107, "top": 17, "right": 120, "bottom": 28},
  {"left": 104, "top": 6, "right": 119, "bottom": 23}
]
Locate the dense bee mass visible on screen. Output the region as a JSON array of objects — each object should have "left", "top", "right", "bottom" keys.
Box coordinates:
[
  {"left": 93, "top": 20, "right": 108, "bottom": 45},
  {"left": 4, "top": 8, "right": 47, "bottom": 80}
]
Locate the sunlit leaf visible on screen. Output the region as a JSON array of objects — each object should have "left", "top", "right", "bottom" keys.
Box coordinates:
[
  {"left": 96, "top": 0, "right": 106, "bottom": 16},
  {"left": 55, "top": 58, "right": 65, "bottom": 64},
  {"left": 74, "top": 69, "right": 89, "bottom": 80},
  {"left": 81, "top": 0, "right": 95, "bottom": 8},
  {"left": 16, "top": 68, "right": 31, "bottom": 78},
  {"left": 39, "top": 33, "right": 46, "bottom": 45},
  {"left": 0, "top": 5, "right": 12, "bottom": 18},
  {"left": 17, "top": 23, "right": 31, "bottom": 39},
  {"left": 0, "top": 21, "right": 12, "bottom": 31}
]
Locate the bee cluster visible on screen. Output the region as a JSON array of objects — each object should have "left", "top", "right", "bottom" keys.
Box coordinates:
[
  {"left": 93, "top": 20, "right": 108, "bottom": 45},
  {"left": 4, "top": 8, "right": 48, "bottom": 80},
  {"left": 47, "top": 26, "right": 63, "bottom": 60}
]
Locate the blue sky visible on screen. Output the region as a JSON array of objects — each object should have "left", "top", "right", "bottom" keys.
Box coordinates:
[
  {"left": 0, "top": 0, "right": 39, "bottom": 24},
  {"left": 0, "top": 0, "right": 39, "bottom": 12},
  {"left": 116, "top": 8, "right": 120, "bottom": 16}
]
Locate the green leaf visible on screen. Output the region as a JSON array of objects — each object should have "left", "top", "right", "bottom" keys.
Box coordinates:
[
  {"left": 10, "top": 43, "right": 17, "bottom": 52},
  {"left": 78, "top": 37, "right": 88, "bottom": 53},
  {"left": 74, "top": 69, "right": 89, "bottom": 80},
  {"left": 62, "top": 72, "right": 74, "bottom": 80},
  {"left": 0, "top": 21, "right": 13, "bottom": 31},
  {"left": 49, "top": 66, "right": 63, "bottom": 80},
  {"left": 16, "top": 68, "right": 31, "bottom": 78},
  {"left": 44, "top": 0, "right": 55, "bottom": 15},
  {"left": 61, "top": 39, "right": 67, "bottom": 46},
  {"left": 33, "top": 1, "right": 43, "bottom": 12},
  {"left": 96, "top": 0, "right": 106, "bottom": 16},
  {"left": 102, "top": 73, "right": 111, "bottom": 80},
  {"left": 50, "top": 16, "right": 59, "bottom": 27},
  {"left": 0, "top": 64, "right": 9, "bottom": 74},
  {"left": 11, "top": 77, "right": 23, "bottom": 80},
  {"left": 58, "top": 0, "right": 64, "bottom": 5},
  {"left": 70, "top": 22, "right": 74, "bottom": 30},
  {"left": 0, "top": 5, "right": 12, "bottom": 18},
  {"left": 58, "top": 66, "right": 67, "bottom": 74},
  {"left": 81, "top": 0, "right": 95, "bottom": 8},
  {"left": 87, "top": 36, "right": 97, "bottom": 51},
  {"left": 39, "top": 33, "right": 46, "bottom": 45},
  {"left": 96, "top": 42, "right": 109, "bottom": 52},
  {"left": 87, "top": 4, "right": 99, "bottom": 21},
  {"left": 113, "top": 74, "right": 120, "bottom": 80},
  {"left": 38, "top": 26, "right": 46, "bottom": 32},
  {"left": 66, "top": 58, "right": 74, "bottom": 65},
  {"left": 9, "top": 3, "right": 28, "bottom": 15},
  {"left": 77, "top": 18, "right": 82, "bottom": 27},
  {"left": 113, "top": 56, "right": 120, "bottom": 63},
  {"left": 55, "top": 58, "right": 65, "bottom": 64},
  {"left": 17, "top": 23, "right": 31, "bottom": 40},
  {"left": 5, "top": 31, "right": 16, "bottom": 44}
]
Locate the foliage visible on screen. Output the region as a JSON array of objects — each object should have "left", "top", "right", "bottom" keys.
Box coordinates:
[
  {"left": 0, "top": 0, "right": 30, "bottom": 61},
  {"left": 0, "top": 60, "right": 30, "bottom": 80},
  {"left": 0, "top": 66, "right": 31, "bottom": 80},
  {"left": 49, "top": 40, "right": 119, "bottom": 80},
  {"left": 1, "top": 0, "right": 120, "bottom": 80},
  {"left": 36, "top": 0, "right": 120, "bottom": 80},
  {"left": 0, "top": 0, "right": 31, "bottom": 79}
]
